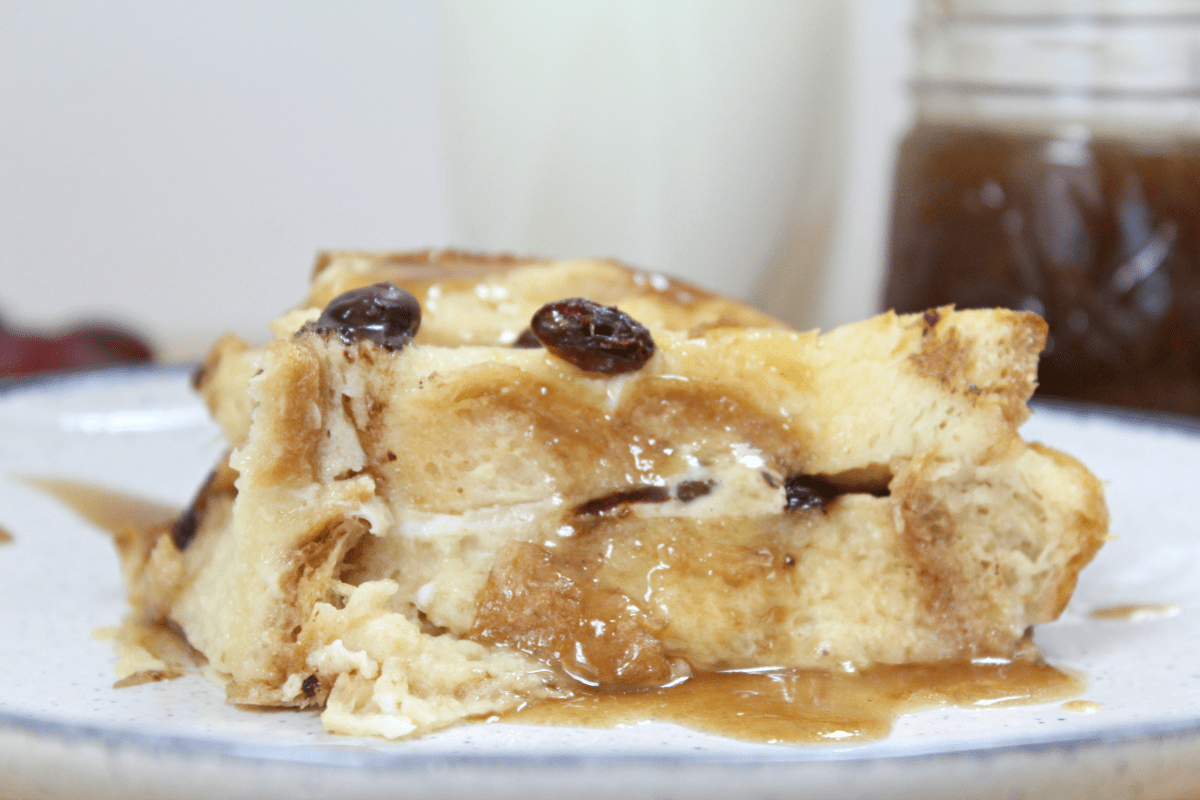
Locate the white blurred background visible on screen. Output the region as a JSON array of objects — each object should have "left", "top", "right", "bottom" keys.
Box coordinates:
[{"left": 0, "top": 0, "right": 913, "bottom": 360}]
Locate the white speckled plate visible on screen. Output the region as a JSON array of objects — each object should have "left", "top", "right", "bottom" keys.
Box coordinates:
[{"left": 2, "top": 367, "right": 1200, "bottom": 800}]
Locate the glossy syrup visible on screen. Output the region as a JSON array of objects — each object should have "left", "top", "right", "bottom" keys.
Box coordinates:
[
  {"left": 1062, "top": 700, "right": 1103, "bottom": 714},
  {"left": 503, "top": 660, "right": 1083, "bottom": 744},
  {"left": 885, "top": 122, "right": 1200, "bottom": 417},
  {"left": 25, "top": 478, "right": 202, "bottom": 685},
  {"left": 1090, "top": 603, "right": 1181, "bottom": 622},
  {"left": 21, "top": 476, "right": 178, "bottom": 536}
]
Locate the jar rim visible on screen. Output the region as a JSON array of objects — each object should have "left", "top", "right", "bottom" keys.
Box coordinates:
[
  {"left": 922, "top": 13, "right": 1200, "bottom": 25},
  {"left": 912, "top": 80, "right": 1200, "bottom": 100},
  {"left": 913, "top": 14, "right": 1200, "bottom": 95},
  {"left": 920, "top": 0, "right": 1200, "bottom": 23}
]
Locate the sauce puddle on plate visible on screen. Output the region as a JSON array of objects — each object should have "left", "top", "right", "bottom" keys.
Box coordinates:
[
  {"left": 504, "top": 660, "right": 1084, "bottom": 744},
  {"left": 1090, "top": 603, "right": 1181, "bottom": 622},
  {"left": 23, "top": 477, "right": 202, "bottom": 686},
  {"left": 20, "top": 476, "right": 178, "bottom": 536}
]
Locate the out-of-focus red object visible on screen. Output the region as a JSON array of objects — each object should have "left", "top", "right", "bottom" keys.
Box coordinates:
[{"left": 0, "top": 316, "right": 154, "bottom": 377}]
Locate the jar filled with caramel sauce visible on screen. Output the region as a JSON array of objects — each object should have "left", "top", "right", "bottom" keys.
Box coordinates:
[{"left": 884, "top": 2, "right": 1200, "bottom": 416}]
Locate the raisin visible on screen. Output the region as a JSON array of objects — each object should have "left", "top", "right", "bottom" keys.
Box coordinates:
[
  {"left": 574, "top": 485, "right": 670, "bottom": 516},
  {"left": 512, "top": 328, "right": 542, "bottom": 348},
  {"left": 783, "top": 474, "right": 840, "bottom": 513},
  {"left": 170, "top": 505, "right": 199, "bottom": 551},
  {"left": 301, "top": 674, "right": 320, "bottom": 698},
  {"left": 530, "top": 298, "right": 655, "bottom": 374},
  {"left": 307, "top": 282, "right": 421, "bottom": 351},
  {"left": 189, "top": 361, "right": 207, "bottom": 391},
  {"left": 170, "top": 468, "right": 219, "bottom": 551},
  {"left": 675, "top": 479, "right": 714, "bottom": 503}
]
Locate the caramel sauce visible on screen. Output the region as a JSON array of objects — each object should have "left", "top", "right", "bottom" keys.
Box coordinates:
[
  {"left": 22, "top": 478, "right": 199, "bottom": 686},
  {"left": 1089, "top": 603, "right": 1181, "bottom": 621},
  {"left": 504, "top": 660, "right": 1084, "bottom": 744},
  {"left": 885, "top": 123, "right": 1200, "bottom": 416},
  {"left": 1062, "top": 699, "right": 1102, "bottom": 714},
  {"left": 470, "top": 542, "right": 674, "bottom": 686},
  {"left": 20, "top": 476, "right": 178, "bottom": 537},
  {"left": 466, "top": 520, "right": 1089, "bottom": 744}
]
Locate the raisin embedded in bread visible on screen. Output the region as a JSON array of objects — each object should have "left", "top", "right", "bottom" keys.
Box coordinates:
[{"left": 115, "top": 252, "right": 1108, "bottom": 739}]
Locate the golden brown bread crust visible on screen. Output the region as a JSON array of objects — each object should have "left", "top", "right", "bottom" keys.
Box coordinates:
[
  {"left": 906, "top": 306, "right": 1045, "bottom": 427},
  {"left": 310, "top": 248, "right": 533, "bottom": 280},
  {"left": 303, "top": 250, "right": 788, "bottom": 343},
  {"left": 1023, "top": 442, "right": 1110, "bottom": 617}
]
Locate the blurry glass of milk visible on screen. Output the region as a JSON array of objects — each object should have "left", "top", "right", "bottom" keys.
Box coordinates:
[{"left": 437, "top": 0, "right": 852, "bottom": 314}]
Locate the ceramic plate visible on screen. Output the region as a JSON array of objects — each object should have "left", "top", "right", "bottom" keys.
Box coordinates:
[{"left": 2, "top": 367, "right": 1200, "bottom": 800}]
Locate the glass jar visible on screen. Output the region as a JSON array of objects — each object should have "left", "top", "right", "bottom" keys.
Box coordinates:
[{"left": 883, "top": 0, "right": 1200, "bottom": 416}]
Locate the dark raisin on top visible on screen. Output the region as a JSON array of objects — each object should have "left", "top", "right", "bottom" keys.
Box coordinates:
[
  {"left": 530, "top": 298, "right": 655, "bottom": 374},
  {"left": 309, "top": 282, "right": 421, "bottom": 351},
  {"left": 783, "top": 474, "right": 840, "bottom": 513}
]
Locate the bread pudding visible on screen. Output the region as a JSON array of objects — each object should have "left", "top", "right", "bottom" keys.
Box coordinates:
[{"left": 113, "top": 251, "right": 1108, "bottom": 739}]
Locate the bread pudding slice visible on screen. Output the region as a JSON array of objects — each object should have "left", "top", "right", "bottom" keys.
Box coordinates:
[{"left": 114, "top": 251, "right": 1107, "bottom": 739}]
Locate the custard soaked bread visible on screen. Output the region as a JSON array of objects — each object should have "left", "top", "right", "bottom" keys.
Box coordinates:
[{"left": 115, "top": 251, "right": 1107, "bottom": 739}]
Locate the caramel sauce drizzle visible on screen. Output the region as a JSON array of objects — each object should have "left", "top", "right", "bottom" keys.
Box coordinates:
[
  {"left": 20, "top": 476, "right": 177, "bottom": 537},
  {"left": 504, "top": 660, "right": 1084, "bottom": 744},
  {"left": 1062, "top": 699, "right": 1102, "bottom": 714},
  {"left": 1090, "top": 603, "right": 1181, "bottom": 622},
  {"left": 23, "top": 478, "right": 200, "bottom": 687}
]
